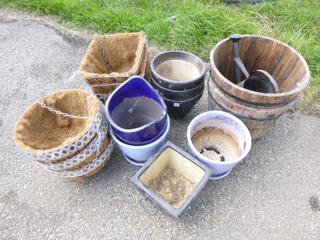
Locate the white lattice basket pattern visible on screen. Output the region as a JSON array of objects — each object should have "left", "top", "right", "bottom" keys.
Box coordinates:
[
  {"left": 37, "top": 119, "right": 109, "bottom": 171},
  {"left": 45, "top": 139, "right": 114, "bottom": 179}
]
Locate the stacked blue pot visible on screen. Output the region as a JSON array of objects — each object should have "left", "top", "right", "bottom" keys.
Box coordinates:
[
  {"left": 105, "top": 76, "right": 170, "bottom": 166},
  {"left": 151, "top": 51, "right": 206, "bottom": 118}
]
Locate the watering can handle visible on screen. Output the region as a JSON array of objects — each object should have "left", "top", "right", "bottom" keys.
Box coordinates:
[{"left": 230, "top": 34, "right": 250, "bottom": 83}]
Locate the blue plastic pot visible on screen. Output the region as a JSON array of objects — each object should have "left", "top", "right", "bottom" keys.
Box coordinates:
[{"left": 105, "top": 76, "right": 168, "bottom": 146}]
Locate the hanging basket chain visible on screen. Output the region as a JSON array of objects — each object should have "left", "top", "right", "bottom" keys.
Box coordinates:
[
  {"left": 90, "top": 37, "right": 148, "bottom": 102},
  {"left": 99, "top": 40, "right": 119, "bottom": 84},
  {"left": 95, "top": 38, "right": 148, "bottom": 87},
  {"left": 36, "top": 101, "right": 96, "bottom": 121}
]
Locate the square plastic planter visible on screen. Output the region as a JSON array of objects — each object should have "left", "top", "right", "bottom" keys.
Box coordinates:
[
  {"left": 131, "top": 141, "right": 212, "bottom": 219},
  {"left": 80, "top": 32, "right": 148, "bottom": 101}
]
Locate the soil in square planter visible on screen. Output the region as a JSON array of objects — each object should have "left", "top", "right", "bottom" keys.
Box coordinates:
[{"left": 147, "top": 166, "right": 196, "bottom": 209}]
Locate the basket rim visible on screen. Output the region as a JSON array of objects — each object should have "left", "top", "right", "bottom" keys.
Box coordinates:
[
  {"left": 14, "top": 89, "right": 100, "bottom": 154},
  {"left": 80, "top": 32, "right": 147, "bottom": 79}
]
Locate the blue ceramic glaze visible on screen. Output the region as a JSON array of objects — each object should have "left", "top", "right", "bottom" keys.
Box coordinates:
[{"left": 105, "top": 76, "right": 168, "bottom": 145}]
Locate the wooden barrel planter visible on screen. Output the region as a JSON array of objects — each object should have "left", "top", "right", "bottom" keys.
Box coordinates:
[{"left": 209, "top": 35, "right": 310, "bottom": 139}]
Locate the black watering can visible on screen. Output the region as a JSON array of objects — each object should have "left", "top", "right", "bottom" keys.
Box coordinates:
[{"left": 230, "top": 34, "right": 280, "bottom": 93}]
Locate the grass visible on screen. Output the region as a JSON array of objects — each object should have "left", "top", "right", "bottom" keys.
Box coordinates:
[{"left": 1, "top": 0, "right": 319, "bottom": 107}]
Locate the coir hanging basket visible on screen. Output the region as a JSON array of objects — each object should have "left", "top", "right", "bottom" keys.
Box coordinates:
[
  {"left": 14, "top": 89, "right": 114, "bottom": 179},
  {"left": 80, "top": 32, "right": 149, "bottom": 102},
  {"left": 14, "top": 89, "right": 99, "bottom": 156}
]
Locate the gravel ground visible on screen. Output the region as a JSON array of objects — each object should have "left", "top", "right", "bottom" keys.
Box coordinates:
[{"left": 0, "top": 9, "right": 319, "bottom": 240}]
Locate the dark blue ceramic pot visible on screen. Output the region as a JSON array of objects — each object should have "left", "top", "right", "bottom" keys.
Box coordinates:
[{"left": 105, "top": 76, "right": 168, "bottom": 146}]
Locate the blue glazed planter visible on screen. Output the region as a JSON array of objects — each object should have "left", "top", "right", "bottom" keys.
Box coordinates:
[{"left": 105, "top": 76, "right": 168, "bottom": 146}]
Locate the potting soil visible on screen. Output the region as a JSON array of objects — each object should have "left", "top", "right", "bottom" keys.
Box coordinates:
[{"left": 148, "top": 166, "right": 195, "bottom": 209}]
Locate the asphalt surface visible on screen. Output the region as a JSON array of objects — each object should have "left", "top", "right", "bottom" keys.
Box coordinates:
[{"left": 0, "top": 9, "right": 320, "bottom": 240}]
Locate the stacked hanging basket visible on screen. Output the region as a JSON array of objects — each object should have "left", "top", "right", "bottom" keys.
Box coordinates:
[
  {"left": 80, "top": 32, "right": 149, "bottom": 102},
  {"left": 14, "top": 89, "right": 114, "bottom": 179}
]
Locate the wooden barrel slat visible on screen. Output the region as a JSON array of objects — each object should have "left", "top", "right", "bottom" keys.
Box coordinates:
[{"left": 208, "top": 94, "right": 276, "bottom": 139}]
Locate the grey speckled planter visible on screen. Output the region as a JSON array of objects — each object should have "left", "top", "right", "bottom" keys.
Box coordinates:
[{"left": 131, "top": 141, "right": 212, "bottom": 219}]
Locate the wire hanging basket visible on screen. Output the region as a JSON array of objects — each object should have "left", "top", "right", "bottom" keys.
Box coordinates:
[{"left": 14, "top": 89, "right": 114, "bottom": 179}]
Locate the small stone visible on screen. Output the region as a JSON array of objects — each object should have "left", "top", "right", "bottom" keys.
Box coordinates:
[{"left": 309, "top": 196, "right": 320, "bottom": 212}]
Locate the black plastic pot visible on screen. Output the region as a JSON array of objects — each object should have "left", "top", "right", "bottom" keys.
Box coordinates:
[
  {"left": 163, "top": 92, "right": 203, "bottom": 118},
  {"left": 151, "top": 76, "right": 204, "bottom": 101},
  {"left": 151, "top": 51, "right": 206, "bottom": 90}
]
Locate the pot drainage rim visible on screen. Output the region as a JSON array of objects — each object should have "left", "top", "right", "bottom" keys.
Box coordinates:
[
  {"left": 122, "top": 153, "right": 145, "bottom": 166},
  {"left": 209, "top": 169, "right": 232, "bottom": 180}
]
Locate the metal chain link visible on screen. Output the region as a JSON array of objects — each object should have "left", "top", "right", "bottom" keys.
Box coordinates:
[
  {"left": 99, "top": 39, "right": 119, "bottom": 83},
  {"left": 36, "top": 101, "right": 96, "bottom": 121},
  {"left": 91, "top": 40, "right": 147, "bottom": 102},
  {"left": 90, "top": 35, "right": 148, "bottom": 102}
]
